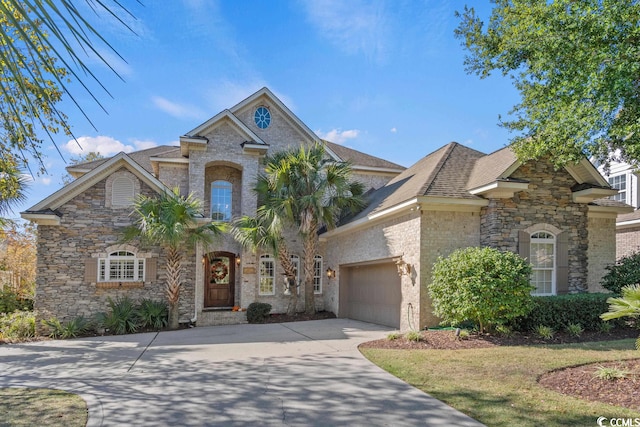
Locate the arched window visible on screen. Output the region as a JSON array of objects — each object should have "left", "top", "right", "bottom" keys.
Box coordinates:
[
  {"left": 313, "top": 255, "right": 323, "bottom": 294},
  {"left": 112, "top": 176, "right": 135, "bottom": 207},
  {"left": 530, "top": 232, "right": 556, "bottom": 295},
  {"left": 259, "top": 254, "right": 275, "bottom": 295},
  {"left": 211, "top": 180, "right": 232, "bottom": 221},
  {"left": 98, "top": 251, "right": 145, "bottom": 282}
]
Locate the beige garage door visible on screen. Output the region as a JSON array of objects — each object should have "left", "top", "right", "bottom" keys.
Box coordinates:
[{"left": 340, "top": 262, "right": 401, "bottom": 328}]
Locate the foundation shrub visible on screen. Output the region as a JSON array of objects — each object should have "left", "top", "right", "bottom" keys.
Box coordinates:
[{"left": 247, "top": 302, "right": 272, "bottom": 323}]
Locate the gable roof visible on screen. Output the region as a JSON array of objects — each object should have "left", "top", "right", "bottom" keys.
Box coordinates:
[
  {"left": 329, "top": 142, "right": 624, "bottom": 235},
  {"left": 66, "top": 145, "right": 180, "bottom": 178},
  {"left": 323, "top": 141, "right": 405, "bottom": 172},
  {"left": 23, "top": 152, "right": 171, "bottom": 221}
]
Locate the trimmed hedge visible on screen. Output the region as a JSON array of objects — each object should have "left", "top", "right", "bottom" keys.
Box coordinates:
[
  {"left": 509, "top": 293, "right": 626, "bottom": 332},
  {"left": 247, "top": 302, "right": 272, "bottom": 323}
]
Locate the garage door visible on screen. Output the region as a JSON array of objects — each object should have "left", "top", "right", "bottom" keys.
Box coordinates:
[{"left": 340, "top": 262, "right": 401, "bottom": 328}]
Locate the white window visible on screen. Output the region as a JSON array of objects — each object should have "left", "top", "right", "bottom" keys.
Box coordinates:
[
  {"left": 608, "top": 174, "right": 627, "bottom": 203},
  {"left": 530, "top": 232, "right": 555, "bottom": 295},
  {"left": 211, "top": 180, "right": 232, "bottom": 221},
  {"left": 98, "top": 251, "right": 145, "bottom": 282},
  {"left": 313, "top": 255, "right": 323, "bottom": 294},
  {"left": 259, "top": 254, "right": 275, "bottom": 295},
  {"left": 112, "top": 176, "right": 135, "bottom": 207}
]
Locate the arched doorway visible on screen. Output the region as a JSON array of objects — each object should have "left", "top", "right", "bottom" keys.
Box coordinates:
[{"left": 204, "top": 251, "right": 236, "bottom": 308}]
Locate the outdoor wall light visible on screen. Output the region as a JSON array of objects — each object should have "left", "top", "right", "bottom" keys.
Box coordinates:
[
  {"left": 201, "top": 255, "right": 207, "bottom": 265},
  {"left": 396, "top": 258, "right": 411, "bottom": 277},
  {"left": 326, "top": 267, "right": 336, "bottom": 279},
  {"left": 236, "top": 255, "right": 241, "bottom": 266}
]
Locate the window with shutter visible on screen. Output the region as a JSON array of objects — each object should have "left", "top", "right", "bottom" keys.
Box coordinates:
[{"left": 112, "top": 176, "right": 135, "bottom": 207}]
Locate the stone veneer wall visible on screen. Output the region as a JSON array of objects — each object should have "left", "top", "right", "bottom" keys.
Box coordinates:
[
  {"left": 480, "top": 160, "right": 589, "bottom": 292},
  {"left": 323, "top": 211, "right": 421, "bottom": 332},
  {"left": 587, "top": 216, "right": 616, "bottom": 292},
  {"left": 35, "top": 170, "right": 196, "bottom": 325},
  {"left": 616, "top": 226, "right": 640, "bottom": 259},
  {"left": 420, "top": 209, "right": 481, "bottom": 327}
]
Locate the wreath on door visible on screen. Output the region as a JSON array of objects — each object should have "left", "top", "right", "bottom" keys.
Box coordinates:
[{"left": 210, "top": 261, "right": 228, "bottom": 282}]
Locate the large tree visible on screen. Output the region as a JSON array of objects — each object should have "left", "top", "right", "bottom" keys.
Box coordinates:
[
  {"left": 124, "top": 188, "right": 223, "bottom": 329},
  {"left": 456, "top": 1, "right": 640, "bottom": 168},
  {"left": 258, "top": 143, "right": 365, "bottom": 314},
  {"left": 1, "top": 1, "right": 133, "bottom": 172}
]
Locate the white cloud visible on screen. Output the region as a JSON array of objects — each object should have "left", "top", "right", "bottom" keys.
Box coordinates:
[
  {"left": 151, "top": 96, "right": 206, "bottom": 120},
  {"left": 132, "top": 139, "right": 159, "bottom": 150},
  {"left": 316, "top": 128, "right": 360, "bottom": 144},
  {"left": 63, "top": 136, "right": 135, "bottom": 156},
  {"left": 390, "top": 127, "right": 397, "bottom": 133},
  {"left": 300, "top": 0, "right": 390, "bottom": 62}
]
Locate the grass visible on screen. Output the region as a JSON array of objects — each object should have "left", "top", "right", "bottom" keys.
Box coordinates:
[
  {"left": 0, "top": 388, "right": 87, "bottom": 427},
  {"left": 361, "top": 338, "right": 640, "bottom": 427}
]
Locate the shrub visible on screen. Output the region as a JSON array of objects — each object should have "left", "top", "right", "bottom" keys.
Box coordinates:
[
  {"left": 601, "top": 251, "right": 640, "bottom": 295},
  {"left": 429, "top": 247, "right": 534, "bottom": 333},
  {"left": 456, "top": 329, "right": 470, "bottom": 340},
  {"left": 137, "top": 298, "right": 168, "bottom": 330},
  {"left": 246, "top": 302, "right": 272, "bottom": 323},
  {"left": 0, "top": 310, "right": 35, "bottom": 339},
  {"left": 387, "top": 331, "right": 401, "bottom": 341},
  {"left": 594, "top": 365, "right": 629, "bottom": 381},
  {"left": 510, "top": 293, "right": 626, "bottom": 332},
  {"left": 0, "top": 289, "right": 33, "bottom": 314},
  {"left": 42, "top": 316, "right": 89, "bottom": 339},
  {"left": 598, "top": 321, "right": 614, "bottom": 333},
  {"left": 96, "top": 296, "right": 139, "bottom": 335},
  {"left": 566, "top": 323, "right": 584, "bottom": 337},
  {"left": 534, "top": 325, "right": 555, "bottom": 340},
  {"left": 405, "top": 330, "right": 422, "bottom": 342}
]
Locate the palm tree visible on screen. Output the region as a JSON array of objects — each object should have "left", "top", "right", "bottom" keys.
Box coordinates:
[
  {"left": 260, "top": 143, "right": 365, "bottom": 314},
  {"left": 601, "top": 284, "right": 640, "bottom": 350},
  {"left": 0, "top": 156, "right": 28, "bottom": 225},
  {"left": 231, "top": 207, "right": 299, "bottom": 315},
  {"left": 124, "top": 188, "right": 223, "bottom": 329}
]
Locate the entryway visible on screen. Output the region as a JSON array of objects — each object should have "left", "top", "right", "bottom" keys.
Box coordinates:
[{"left": 203, "top": 251, "right": 236, "bottom": 308}]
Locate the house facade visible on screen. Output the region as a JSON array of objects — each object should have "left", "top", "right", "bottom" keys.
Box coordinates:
[
  {"left": 23, "top": 88, "right": 631, "bottom": 331},
  {"left": 595, "top": 158, "right": 640, "bottom": 259}
]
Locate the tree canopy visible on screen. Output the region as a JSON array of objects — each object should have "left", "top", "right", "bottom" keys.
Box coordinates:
[
  {"left": 456, "top": 0, "right": 640, "bottom": 168},
  {"left": 0, "top": 1, "right": 134, "bottom": 173}
]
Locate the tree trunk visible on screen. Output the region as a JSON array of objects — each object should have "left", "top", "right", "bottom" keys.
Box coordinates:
[
  {"left": 302, "top": 227, "right": 318, "bottom": 315},
  {"left": 165, "top": 246, "right": 182, "bottom": 330},
  {"left": 277, "top": 241, "right": 299, "bottom": 316}
]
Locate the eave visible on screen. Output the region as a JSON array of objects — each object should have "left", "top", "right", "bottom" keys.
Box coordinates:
[
  {"left": 468, "top": 180, "right": 530, "bottom": 199},
  {"left": 20, "top": 213, "right": 61, "bottom": 226},
  {"left": 572, "top": 187, "right": 619, "bottom": 203}
]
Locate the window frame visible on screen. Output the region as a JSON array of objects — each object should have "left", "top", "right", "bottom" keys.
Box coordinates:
[
  {"left": 210, "top": 180, "right": 233, "bottom": 221},
  {"left": 313, "top": 255, "right": 323, "bottom": 294},
  {"left": 111, "top": 176, "right": 135, "bottom": 207},
  {"left": 98, "top": 251, "right": 145, "bottom": 282},
  {"left": 530, "top": 231, "right": 556, "bottom": 296},
  {"left": 608, "top": 173, "right": 627, "bottom": 203},
  {"left": 259, "top": 254, "right": 275, "bottom": 295}
]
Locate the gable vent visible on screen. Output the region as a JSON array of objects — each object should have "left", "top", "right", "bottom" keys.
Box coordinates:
[{"left": 112, "top": 176, "right": 135, "bottom": 207}]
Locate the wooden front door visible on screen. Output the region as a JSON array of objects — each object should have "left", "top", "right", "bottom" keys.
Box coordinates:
[{"left": 204, "top": 252, "right": 235, "bottom": 308}]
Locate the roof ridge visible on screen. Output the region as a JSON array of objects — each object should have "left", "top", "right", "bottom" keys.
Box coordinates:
[{"left": 419, "top": 142, "right": 459, "bottom": 196}]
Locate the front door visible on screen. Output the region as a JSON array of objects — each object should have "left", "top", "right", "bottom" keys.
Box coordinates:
[{"left": 204, "top": 252, "right": 235, "bottom": 308}]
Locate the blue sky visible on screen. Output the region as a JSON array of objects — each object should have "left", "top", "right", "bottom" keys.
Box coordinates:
[{"left": 17, "top": 0, "right": 521, "bottom": 218}]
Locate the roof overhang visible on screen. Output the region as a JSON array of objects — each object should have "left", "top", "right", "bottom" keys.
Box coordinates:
[
  {"left": 351, "top": 165, "right": 406, "bottom": 175},
  {"left": 468, "top": 180, "right": 530, "bottom": 199},
  {"left": 241, "top": 141, "right": 269, "bottom": 154},
  {"left": 617, "top": 218, "right": 640, "bottom": 229},
  {"left": 587, "top": 204, "right": 634, "bottom": 219},
  {"left": 20, "top": 213, "right": 60, "bottom": 226},
  {"left": 573, "top": 187, "right": 619, "bottom": 203}
]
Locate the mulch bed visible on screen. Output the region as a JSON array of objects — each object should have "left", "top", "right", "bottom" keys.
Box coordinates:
[{"left": 359, "top": 327, "right": 640, "bottom": 411}]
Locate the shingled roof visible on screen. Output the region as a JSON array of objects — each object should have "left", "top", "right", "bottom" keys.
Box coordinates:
[
  {"left": 67, "top": 145, "right": 180, "bottom": 175},
  {"left": 323, "top": 141, "right": 405, "bottom": 171}
]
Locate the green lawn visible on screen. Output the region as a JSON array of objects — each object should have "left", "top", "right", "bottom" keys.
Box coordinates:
[
  {"left": 361, "top": 339, "right": 640, "bottom": 427},
  {"left": 0, "top": 388, "right": 87, "bottom": 427}
]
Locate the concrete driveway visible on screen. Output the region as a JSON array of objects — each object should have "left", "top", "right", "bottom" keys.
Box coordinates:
[{"left": 0, "top": 319, "right": 483, "bottom": 426}]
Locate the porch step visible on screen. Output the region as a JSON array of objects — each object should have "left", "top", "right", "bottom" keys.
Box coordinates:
[{"left": 197, "top": 310, "right": 248, "bottom": 327}]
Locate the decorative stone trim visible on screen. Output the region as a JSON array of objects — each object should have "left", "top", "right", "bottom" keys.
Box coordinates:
[
  {"left": 523, "top": 223, "right": 563, "bottom": 235},
  {"left": 96, "top": 281, "right": 144, "bottom": 289}
]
